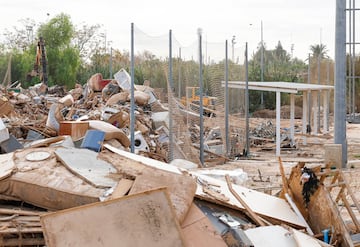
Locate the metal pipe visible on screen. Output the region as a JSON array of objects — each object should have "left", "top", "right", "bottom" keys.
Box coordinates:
[
  {"left": 225, "top": 40, "right": 229, "bottom": 156},
  {"left": 348, "top": 0, "right": 352, "bottom": 118},
  {"left": 198, "top": 28, "right": 204, "bottom": 166},
  {"left": 352, "top": 0, "right": 356, "bottom": 119},
  {"left": 260, "top": 20, "right": 264, "bottom": 108},
  {"left": 334, "top": 0, "right": 347, "bottom": 168},
  {"left": 168, "top": 29, "right": 174, "bottom": 162},
  {"left": 307, "top": 54, "right": 312, "bottom": 134},
  {"left": 178, "top": 47, "right": 181, "bottom": 98},
  {"left": 317, "top": 54, "right": 321, "bottom": 133},
  {"left": 130, "top": 23, "right": 135, "bottom": 153},
  {"left": 245, "top": 42, "right": 250, "bottom": 156},
  {"left": 109, "top": 47, "right": 113, "bottom": 78}
]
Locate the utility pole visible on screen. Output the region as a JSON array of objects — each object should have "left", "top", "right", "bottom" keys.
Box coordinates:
[
  {"left": 109, "top": 47, "right": 113, "bottom": 78},
  {"left": 334, "top": 0, "right": 347, "bottom": 168},
  {"left": 231, "top": 35, "right": 236, "bottom": 62},
  {"left": 260, "top": 21, "right": 264, "bottom": 108}
]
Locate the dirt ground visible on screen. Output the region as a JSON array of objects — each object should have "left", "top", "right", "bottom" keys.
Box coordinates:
[{"left": 212, "top": 116, "right": 360, "bottom": 199}]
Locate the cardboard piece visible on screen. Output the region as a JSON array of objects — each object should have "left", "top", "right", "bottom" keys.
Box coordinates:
[
  {"left": 129, "top": 168, "right": 197, "bottom": 223},
  {"left": 41, "top": 188, "right": 185, "bottom": 247},
  {"left": 181, "top": 203, "right": 227, "bottom": 247}
]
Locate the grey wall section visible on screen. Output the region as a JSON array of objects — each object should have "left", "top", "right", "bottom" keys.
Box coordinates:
[{"left": 334, "top": 0, "right": 347, "bottom": 168}]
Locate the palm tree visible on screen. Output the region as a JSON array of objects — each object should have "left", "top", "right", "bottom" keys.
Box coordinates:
[{"left": 310, "top": 44, "right": 328, "bottom": 59}]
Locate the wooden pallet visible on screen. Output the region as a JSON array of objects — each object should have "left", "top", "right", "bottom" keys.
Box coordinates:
[{"left": 0, "top": 208, "right": 45, "bottom": 246}]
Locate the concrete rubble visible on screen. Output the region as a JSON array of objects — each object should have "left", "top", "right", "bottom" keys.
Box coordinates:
[{"left": 0, "top": 69, "right": 355, "bottom": 246}]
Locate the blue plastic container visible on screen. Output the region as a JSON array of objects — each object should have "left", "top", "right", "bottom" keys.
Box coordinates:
[{"left": 80, "top": 130, "right": 106, "bottom": 152}]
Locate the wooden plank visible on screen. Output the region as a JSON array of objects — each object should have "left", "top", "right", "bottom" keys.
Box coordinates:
[
  {"left": 0, "top": 209, "right": 43, "bottom": 216},
  {"left": 191, "top": 172, "right": 306, "bottom": 228},
  {"left": 41, "top": 188, "right": 184, "bottom": 247},
  {"left": 129, "top": 169, "right": 196, "bottom": 223},
  {"left": 181, "top": 203, "right": 227, "bottom": 247},
  {"left": 225, "top": 174, "right": 266, "bottom": 227},
  {"left": 0, "top": 237, "right": 45, "bottom": 246},
  {"left": 108, "top": 178, "right": 133, "bottom": 199},
  {"left": 55, "top": 148, "right": 117, "bottom": 188},
  {"left": 0, "top": 227, "right": 43, "bottom": 234},
  {"left": 341, "top": 193, "right": 360, "bottom": 232}
]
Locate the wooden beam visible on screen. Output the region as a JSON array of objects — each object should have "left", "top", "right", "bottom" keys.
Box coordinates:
[
  {"left": 225, "top": 174, "right": 266, "bottom": 227},
  {"left": 341, "top": 193, "right": 360, "bottom": 232}
]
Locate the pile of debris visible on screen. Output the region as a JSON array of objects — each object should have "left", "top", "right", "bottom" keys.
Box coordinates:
[
  {"left": 1, "top": 69, "right": 227, "bottom": 166},
  {"left": 0, "top": 69, "right": 358, "bottom": 246},
  {"left": 0, "top": 138, "right": 341, "bottom": 246}
]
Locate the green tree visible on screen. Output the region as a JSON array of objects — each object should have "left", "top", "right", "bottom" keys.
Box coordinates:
[
  {"left": 310, "top": 44, "right": 328, "bottom": 59},
  {"left": 37, "top": 13, "right": 80, "bottom": 88},
  {"left": 248, "top": 41, "right": 307, "bottom": 111}
]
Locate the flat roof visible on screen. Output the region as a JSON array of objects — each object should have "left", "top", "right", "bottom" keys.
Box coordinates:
[{"left": 221, "top": 81, "right": 334, "bottom": 94}]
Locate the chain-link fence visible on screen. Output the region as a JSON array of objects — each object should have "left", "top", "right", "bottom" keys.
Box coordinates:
[{"left": 123, "top": 24, "right": 248, "bottom": 166}]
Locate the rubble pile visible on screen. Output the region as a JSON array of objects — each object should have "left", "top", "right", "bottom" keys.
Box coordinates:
[
  {"left": 0, "top": 70, "right": 357, "bottom": 246},
  {"left": 1, "top": 69, "right": 229, "bottom": 166}
]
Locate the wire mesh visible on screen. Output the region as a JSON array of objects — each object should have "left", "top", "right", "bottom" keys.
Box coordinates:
[{"left": 130, "top": 24, "right": 248, "bottom": 165}]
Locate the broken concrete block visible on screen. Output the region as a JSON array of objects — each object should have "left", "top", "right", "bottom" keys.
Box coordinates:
[
  {"left": 0, "top": 119, "right": 10, "bottom": 143},
  {"left": 80, "top": 130, "right": 105, "bottom": 152}
]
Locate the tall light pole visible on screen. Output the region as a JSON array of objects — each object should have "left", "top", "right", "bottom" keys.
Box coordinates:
[
  {"left": 260, "top": 20, "right": 264, "bottom": 108},
  {"left": 231, "top": 35, "right": 236, "bottom": 62}
]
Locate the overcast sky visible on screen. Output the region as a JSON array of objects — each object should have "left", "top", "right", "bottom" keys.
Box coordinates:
[{"left": 0, "top": 0, "right": 347, "bottom": 61}]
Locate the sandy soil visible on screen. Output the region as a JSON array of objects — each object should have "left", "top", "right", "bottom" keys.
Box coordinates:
[{"left": 210, "top": 117, "right": 360, "bottom": 198}]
